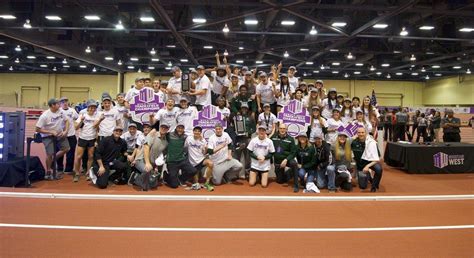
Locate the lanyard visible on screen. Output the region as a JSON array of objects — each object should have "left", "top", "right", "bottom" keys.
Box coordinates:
[{"left": 264, "top": 113, "right": 271, "bottom": 127}]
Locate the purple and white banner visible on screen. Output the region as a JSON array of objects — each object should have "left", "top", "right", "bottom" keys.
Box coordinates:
[
  {"left": 408, "top": 107, "right": 473, "bottom": 114},
  {"left": 337, "top": 123, "right": 363, "bottom": 137},
  {"left": 193, "top": 105, "right": 227, "bottom": 140},
  {"left": 129, "top": 88, "right": 165, "bottom": 124},
  {"left": 277, "top": 100, "right": 311, "bottom": 137}
]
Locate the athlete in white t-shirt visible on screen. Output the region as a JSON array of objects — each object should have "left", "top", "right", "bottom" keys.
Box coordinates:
[
  {"left": 247, "top": 126, "right": 275, "bottom": 187},
  {"left": 257, "top": 104, "right": 278, "bottom": 137},
  {"left": 114, "top": 93, "right": 130, "bottom": 129},
  {"left": 58, "top": 97, "right": 79, "bottom": 173},
  {"left": 176, "top": 98, "right": 198, "bottom": 136},
  {"left": 321, "top": 88, "right": 338, "bottom": 119},
  {"left": 256, "top": 72, "right": 276, "bottom": 113},
  {"left": 96, "top": 96, "right": 121, "bottom": 137},
  {"left": 189, "top": 66, "right": 211, "bottom": 110},
  {"left": 211, "top": 66, "right": 230, "bottom": 104},
  {"left": 73, "top": 100, "right": 99, "bottom": 182},
  {"left": 275, "top": 74, "right": 295, "bottom": 110},
  {"left": 124, "top": 78, "right": 145, "bottom": 104},
  {"left": 166, "top": 66, "right": 182, "bottom": 104},
  {"left": 326, "top": 109, "right": 345, "bottom": 144},
  {"left": 288, "top": 66, "right": 298, "bottom": 90},
  {"left": 184, "top": 126, "right": 214, "bottom": 191},
  {"left": 35, "top": 98, "right": 70, "bottom": 179},
  {"left": 207, "top": 123, "right": 243, "bottom": 185},
  {"left": 153, "top": 99, "right": 179, "bottom": 131}
]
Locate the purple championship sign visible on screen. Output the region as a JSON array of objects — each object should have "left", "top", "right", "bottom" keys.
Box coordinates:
[
  {"left": 193, "top": 105, "right": 227, "bottom": 140},
  {"left": 129, "top": 88, "right": 165, "bottom": 124},
  {"left": 337, "top": 123, "right": 363, "bottom": 137},
  {"left": 277, "top": 100, "right": 311, "bottom": 137}
]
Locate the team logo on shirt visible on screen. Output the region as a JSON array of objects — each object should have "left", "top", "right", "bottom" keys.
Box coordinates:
[{"left": 50, "top": 115, "right": 63, "bottom": 123}]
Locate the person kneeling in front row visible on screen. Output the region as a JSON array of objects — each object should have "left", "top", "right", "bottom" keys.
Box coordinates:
[
  {"left": 247, "top": 125, "right": 275, "bottom": 187},
  {"left": 327, "top": 132, "right": 353, "bottom": 192},
  {"left": 351, "top": 127, "right": 383, "bottom": 192},
  {"left": 94, "top": 126, "right": 130, "bottom": 189}
]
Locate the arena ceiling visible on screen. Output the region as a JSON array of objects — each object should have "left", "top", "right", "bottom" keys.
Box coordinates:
[{"left": 0, "top": 0, "right": 473, "bottom": 81}]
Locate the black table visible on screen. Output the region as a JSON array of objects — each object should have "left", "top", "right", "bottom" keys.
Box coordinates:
[
  {"left": 0, "top": 157, "right": 45, "bottom": 187},
  {"left": 384, "top": 142, "right": 474, "bottom": 174}
]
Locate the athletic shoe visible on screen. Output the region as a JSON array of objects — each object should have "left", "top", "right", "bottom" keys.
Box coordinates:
[
  {"left": 73, "top": 174, "right": 80, "bottom": 183},
  {"left": 329, "top": 189, "right": 337, "bottom": 193},
  {"left": 203, "top": 182, "right": 214, "bottom": 192},
  {"left": 44, "top": 174, "right": 53, "bottom": 181},
  {"left": 370, "top": 187, "right": 377, "bottom": 192},
  {"left": 191, "top": 183, "right": 201, "bottom": 190},
  {"left": 293, "top": 186, "right": 299, "bottom": 193}
]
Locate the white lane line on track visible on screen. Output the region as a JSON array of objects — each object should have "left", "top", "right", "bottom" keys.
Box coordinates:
[
  {"left": 1, "top": 223, "right": 473, "bottom": 232},
  {"left": 1, "top": 192, "right": 474, "bottom": 202}
]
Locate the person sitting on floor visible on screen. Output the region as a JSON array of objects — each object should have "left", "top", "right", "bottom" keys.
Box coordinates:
[
  {"left": 185, "top": 126, "right": 214, "bottom": 191},
  {"left": 93, "top": 126, "right": 130, "bottom": 189},
  {"left": 312, "top": 132, "right": 331, "bottom": 190},
  {"left": 351, "top": 127, "right": 383, "bottom": 192},
  {"left": 247, "top": 125, "right": 275, "bottom": 188},
  {"left": 207, "top": 123, "right": 243, "bottom": 185},
  {"left": 327, "top": 131, "right": 353, "bottom": 192},
  {"left": 271, "top": 124, "right": 298, "bottom": 191}
]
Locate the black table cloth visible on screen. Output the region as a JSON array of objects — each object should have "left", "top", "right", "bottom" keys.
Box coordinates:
[
  {"left": 0, "top": 157, "right": 45, "bottom": 187},
  {"left": 384, "top": 142, "right": 474, "bottom": 173}
]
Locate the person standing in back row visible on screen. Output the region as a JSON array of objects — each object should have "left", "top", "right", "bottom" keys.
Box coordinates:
[
  {"left": 57, "top": 97, "right": 78, "bottom": 174},
  {"left": 441, "top": 109, "right": 461, "bottom": 142},
  {"left": 393, "top": 108, "right": 408, "bottom": 141}
]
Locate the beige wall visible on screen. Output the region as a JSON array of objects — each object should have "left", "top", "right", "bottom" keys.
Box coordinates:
[
  {"left": 0, "top": 73, "right": 118, "bottom": 108},
  {"left": 422, "top": 75, "right": 474, "bottom": 106}
]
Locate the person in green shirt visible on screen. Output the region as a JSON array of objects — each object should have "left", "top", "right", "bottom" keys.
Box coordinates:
[
  {"left": 164, "top": 123, "right": 198, "bottom": 188},
  {"left": 230, "top": 85, "right": 257, "bottom": 119},
  {"left": 271, "top": 124, "right": 298, "bottom": 190},
  {"left": 295, "top": 133, "right": 317, "bottom": 193},
  {"left": 230, "top": 103, "right": 256, "bottom": 178}
]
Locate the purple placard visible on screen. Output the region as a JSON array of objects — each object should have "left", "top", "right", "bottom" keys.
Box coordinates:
[
  {"left": 337, "top": 123, "right": 363, "bottom": 137},
  {"left": 277, "top": 100, "right": 311, "bottom": 137},
  {"left": 129, "top": 88, "right": 165, "bottom": 123},
  {"left": 193, "top": 105, "right": 227, "bottom": 140}
]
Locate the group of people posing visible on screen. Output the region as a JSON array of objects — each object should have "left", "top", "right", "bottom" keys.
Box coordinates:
[{"left": 36, "top": 59, "right": 397, "bottom": 193}]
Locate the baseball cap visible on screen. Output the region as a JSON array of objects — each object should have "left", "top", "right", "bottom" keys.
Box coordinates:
[
  {"left": 259, "top": 72, "right": 267, "bottom": 77},
  {"left": 312, "top": 105, "right": 320, "bottom": 111},
  {"left": 257, "top": 125, "right": 266, "bottom": 130},
  {"left": 310, "top": 87, "right": 318, "bottom": 92},
  {"left": 337, "top": 94, "right": 344, "bottom": 98},
  {"left": 338, "top": 131, "right": 350, "bottom": 138},
  {"left": 299, "top": 81, "right": 307, "bottom": 86},
  {"left": 244, "top": 71, "right": 252, "bottom": 76},
  {"left": 160, "top": 123, "right": 170, "bottom": 128},
  {"left": 214, "top": 122, "right": 223, "bottom": 128},
  {"left": 47, "top": 98, "right": 59, "bottom": 106},
  {"left": 102, "top": 94, "right": 112, "bottom": 102},
  {"left": 86, "top": 99, "right": 98, "bottom": 107},
  {"left": 128, "top": 123, "right": 137, "bottom": 128},
  {"left": 196, "top": 65, "right": 205, "bottom": 70},
  {"left": 289, "top": 66, "right": 296, "bottom": 70},
  {"left": 117, "top": 93, "right": 126, "bottom": 98},
  {"left": 176, "top": 123, "right": 185, "bottom": 128},
  {"left": 280, "top": 73, "right": 288, "bottom": 78},
  {"left": 328, "top": 88, "right": 337, "bottom": 93},
  {"left": 135, "top": 77, "right": 144, "bottom": 82},
  {"left": 189, "top": 68, "right": 198, "bottom": 74},
  {"left": 114, "top": 126, "right": 124, "bottom": 131},
  {"left": 231, "top": 74, "right": 238, "bottom": 79},
  {"left": 242, "top": 66, "right": 249, "bottom": 71},
  {"left": 313, "top": 132, "right": 324, "bottom": 139},
  {"left": 316, "top": 80, "right": 324, "bottom": 84},
  {"left": 263, "top": 103, "right": 271, "bottom": 108},
  {"left": 59, "top": 97, "right": 68, "bottom": 102},
  {"left": 217, "top": 65, "right": 226, "bottom": 71},
  {"left": 171, "top": 66, "right": 180, "bottom": 72},
  {"left": 179, "top": 97, "right": 189, "bottom": 102},
  {"left": 344, "top": 98, "right": 352, "bottom": 102}
]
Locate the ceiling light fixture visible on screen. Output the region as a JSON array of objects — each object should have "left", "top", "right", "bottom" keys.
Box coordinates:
[
  {"left": 180, "top": 59, "right": 188, "bottom": 62},
  {"left": 138, "top": 68, "right": 142, "bottom": 73},
  {"left": 223, "top": 49, "right": 229, "bottom": 56},
  {"left": 256, "top": 60, "right": 263, "bottom": 64},
  {"left": 166, "top": 45, "right": 176, "bottom": 48},
  {"left": 410, "top": 54, "right": 416, "bottom": 61},
  {"left": 0, "top": 15, "right": 16, "bottom": 20},
  {"left": 203, "top": 46, "right": 213, "bottom": 49},
  {"left": 150, "top": 48, "right": 156, "bottom": 55},
  {"left": 411, "top": 72, "right": 419, "bottom": 76},
  {"left": 354, "top": 71, "right": 361, "bottom": 74},
  {"left": 40, "top": 64, "right": 48, "bottom": 68},
  {"left": 344, "top": 73, "right": 349, "bottom": 78},
  {"left": 148, "top": 66, "right": 155, "bottom": 70},
  {"left": 115, "top": 20, "right": 124, "bottom": 30},
  {"left": 453, "top": 66, "right": 461, "bottom": 69},
  {"left": 313, "top": 70, "right": 320, "bottom": 73},
  {"left": 400, "top": 27, "right": 408, "bottom": 36},
  {"left": 117, "top": 60, "right": 123, "bottom": 65},
  {"left": 26, "top": 55, "right": 36, "bottom": 59},
  {"left": 369, "top": 65, "right": 376, "bottom": 71},
  {"left": 332, "top": 71, "right": 339, "bottom": 74},
  {"left": 281, "top": 20, "right": 295, "bottom": 26},
  {"left": 105, "top": 56, "right": 114, "bottom": 61},
  {"left": 376, "top": 72, "right": 382, "bottom": 75},
  {"left": 332, "top": 62, "right": 340, "bottom": 66},
  {"left": 84, "top": 15, "right": 100, "bottom": 21},
  {"left": 373, "top": 23, "right": 388, "bottom": 29},
  {"left": 23, "top": 19, "right": 32, "bottom": 29},
  {"left": 192, "top": 18, "right": 207, "bottom": 23},
  {"left": 14, "top": 58, "right": 19, "bottom": 63},
  {"left": 309, "top": 26, "right": 317, "bottom": 35},
  {"left": 320, "top": 65, "right": 325, "bottom": 70},
  {"left": 0, "top": 55, "right": 8, "bottom": 59},
  {"left": 236, "top": 60, "right": 244, "bottom": 64},
  {"left": 9, "top": 66, "right": 13, "bottom": 71},
  {"left": 432, "top": 65, "right": 440, "bottom": 68},
  {"left": 425, "top": 75, "right": 430, "bottom": 80},
  {"left": 244, "top": 19, "right": 258, "bottom": 25},
  {"left": 52, "top": 67, "right": 57, "bottom": 72},
  {"left": 85, "top": 46, "right": 91, "bottom": 53},
  {"left": 355, "top": 63, "right": 364, "bottom": 66},
  {"left": 62, "top": 58, "right": 67, "bottom": 64},
  {"left": 332, "top": 22, "right": 346, "bottom": 27},
  {"left": 386, "top": 74, "right": 391, "bottom": 79},
  {"left": 466, "top": 68, "right": 471, "bottom": 74},
  {"left": 151, "top": 58, "right": 160, "bottom": 62},
  {"left": 283, "top": 51, "right": 289, "bottom": 58},
  {"left": 396, "top": 72, "right": 403, "bottom": 76},
  {"left": 46, "top": 56, "right": 55, "bottom": 59},
  {"left": 15, "top": 45, "right": 21, "bottom": 51},
  {"left": 92, "top": 67, "right": 97, "bottom": 72},
  {"left": 419, "top": 25, "right": 435, "bottom": 30},
  {"left": 238, "top": 47, "right": 244, "bottom": 50},
  {"left": 63, "top": 65, "right": 70, "bottom": 68},
  {"left": 329, "top": 49, "right": 339, "bottom": 52},
  {"left": 79, "top": 65, "right": 87, "bottom": 68},
  {"left": 140, "top": 16, "right": 155, "bottom": 22},
  {"left": 381, "top": 63, "right": 390, "bottom": 67},
  {"left": 127, "top": 66, "right": 134, "bottom": 69},
  {"left": 421, "top": 67, "right": 426, "bottom": 72},
  {"left": 45, "top": 15, "right": 62, "bottom": 21},
  {"left": 306, "top": 61, "right": 314, "bottom": 65},
  {"left": 435, "top": 73, "right": 442, "bottom": 76},
  {"left": 222, "top": 23, "right": 230, "bottom": 33},
  {"left": 458, "top": 27, "right": 474, "bottom": 32},
  {"left": 130, "top": 57, "right": 138, "bottom": 61},
  {"left": 346, "top": 52, "right": 354, "bottom": 59},
  {"left": 168, "top": 61, "right": 172, "bottom": 67},
  {"left": 300, "top": 48, "right": 309, "bottom": 51}
]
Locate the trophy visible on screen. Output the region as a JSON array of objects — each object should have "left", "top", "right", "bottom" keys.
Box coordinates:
[
  {"left": 234, "top": 114, "right": 247, "bottom": 136},
  {"left": 181, "top": 73, "right": 191, "bottom": 92}
]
